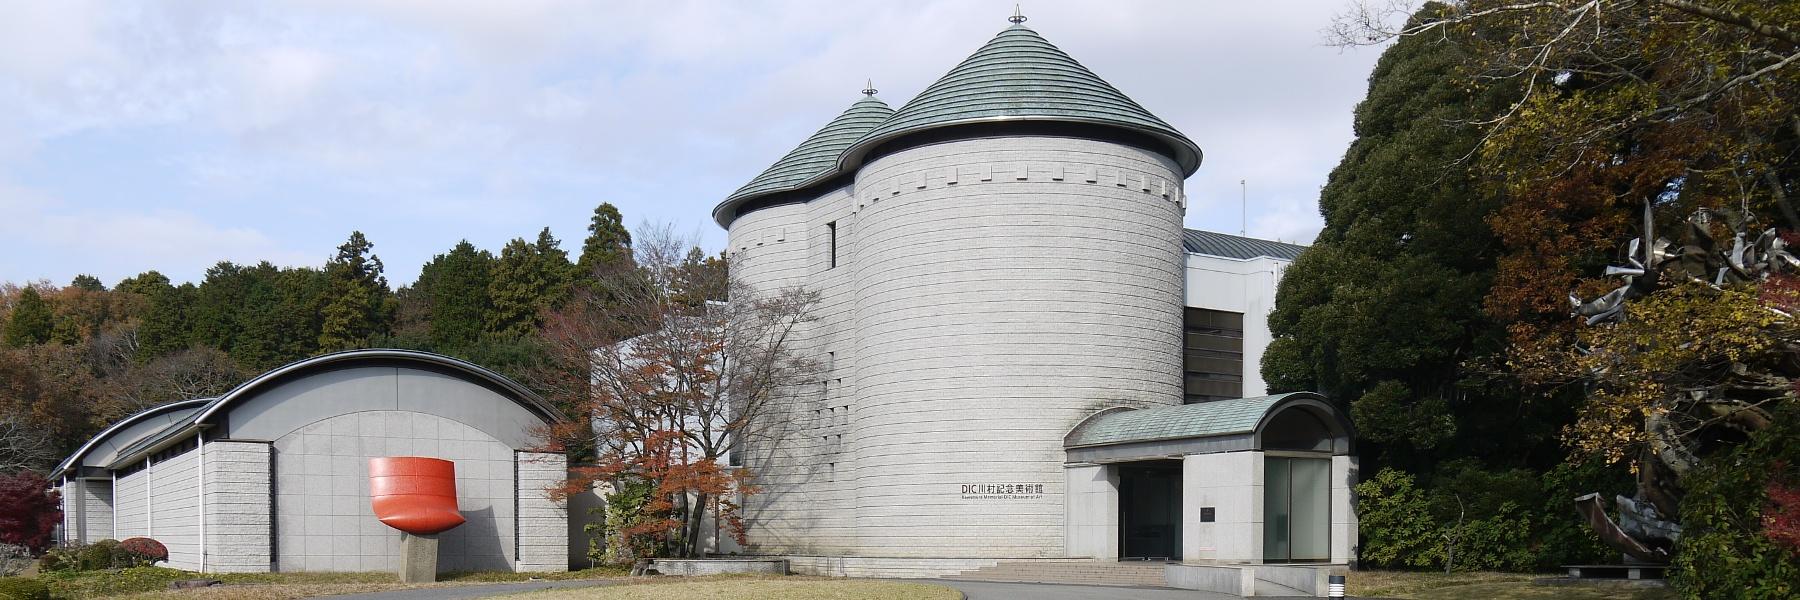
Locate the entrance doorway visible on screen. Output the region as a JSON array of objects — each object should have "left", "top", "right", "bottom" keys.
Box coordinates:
[
  {"left": 1117, "top": 461, "right": 1182, "bottom": 561},
  {"left": 1263, "top": 456, "right": 1330, "bottom": 562}
]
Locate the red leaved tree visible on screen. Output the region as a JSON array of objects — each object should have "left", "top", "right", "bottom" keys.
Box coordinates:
[
  {"left": 0, "top": 471, "right": 61, "bottom": 553},
  {"left": 536, "top": 225, "right": 818, "bottom": 561}
]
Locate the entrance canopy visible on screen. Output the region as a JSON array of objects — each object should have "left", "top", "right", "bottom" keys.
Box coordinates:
[{"left": 1063, "top": 392, "right": 1350, "bottom": 464}]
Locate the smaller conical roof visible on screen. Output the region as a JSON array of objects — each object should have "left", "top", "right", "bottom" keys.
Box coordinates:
[
  {"left": 839, "top": 23, "right": 1201, "bottom": 175},
  {"left": 714, "top": 94, "right": 894, "bottom": 227}
]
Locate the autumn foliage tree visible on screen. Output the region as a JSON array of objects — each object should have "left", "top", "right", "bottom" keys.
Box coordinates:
[
  {"left": 0, "top": 471, "right": 61, "bottom": 553},
  {"left": 536, "top": 225, "right": 815, "bottom": 561}
]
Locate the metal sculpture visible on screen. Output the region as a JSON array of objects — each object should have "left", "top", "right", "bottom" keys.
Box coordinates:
[
  {"left": 369, "top": 456, "right": 466, "bottom": 534},
  {"left": 1569, "top": 204, "right": 1796, "bottom": 565},
  {"left": 369, "top": 456, "right": 464, "bottom": 582}
]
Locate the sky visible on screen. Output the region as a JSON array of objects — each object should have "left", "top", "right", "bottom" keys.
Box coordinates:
[{"left": 0, "top": 0, "right": 1391, "bottom": 288}]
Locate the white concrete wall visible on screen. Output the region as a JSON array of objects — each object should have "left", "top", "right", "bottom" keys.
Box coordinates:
[
  {"left": 271, "top": 411, "right": 517, "bottom": 572},
  {"left": 846, "top": 136, "right": 1186, "bottom": 557},
  {"left": 1063, "top": 464, "right": 1118, "bottom": 559},
  {"left": 1182, "top": 451, "right": 1262, "bottom": 563},
  {"left": 84, "top": 480, "right": 113, "bottom": 543},
  {"left": 515, "top": 452, "right": 569, "bottom": 572},
  {"left": 1331, "top": 454, "right": 1358, "bottom": 565},
  {"left": 204, "top": 441, "right": 271, "bottom": 573},
  {"left": 113, "top": 469, "right": 147, "bottom": 540},
  {"left": 1183, "top": 254, "right": 1286, "bottom": 396},
  {"left": 60, "top": 479, "right": 113, "bottom": 544},
  {"left": 149, "top": 445, "right": 203, "bottom": 570}
]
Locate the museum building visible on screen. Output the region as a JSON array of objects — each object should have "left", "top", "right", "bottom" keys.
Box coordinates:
[
  {"left": 50, "top": 349, "right": 572, "bottom": 574},
  {"left": 715, "top": 15, "right": 1357, "bottom": 575}
]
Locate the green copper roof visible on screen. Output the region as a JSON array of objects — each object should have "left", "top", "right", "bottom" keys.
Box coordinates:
[
  {"left": 713, "top": 94, "right": 893, "bottom": 227},
  {"left": 839, "top": 24, "right": 1201, "bottom": 176},
  {"left": 1064, "top": 392, "right": 1324, "bottom": 448}
]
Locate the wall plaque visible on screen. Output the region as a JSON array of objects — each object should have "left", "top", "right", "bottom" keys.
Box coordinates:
[{"left": 959, "top": 482, "right": 1046, "bottom": 500}]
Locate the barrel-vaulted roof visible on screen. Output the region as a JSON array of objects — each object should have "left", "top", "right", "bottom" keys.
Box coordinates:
[
  {"left": 712, "top": 94, "right": 894, "bottom": 227},
  {"left": 103, "top": 349, "right": 562, "bottom": 469},
  {"left": 50, "top": 397, "right": 211, "bottom": 479},
  {"left": 837, "top": 23, "right": 1202, "bottom": 178},
  {"left": 1063, "top": 392, "right": 1344, "bottom": 449}
]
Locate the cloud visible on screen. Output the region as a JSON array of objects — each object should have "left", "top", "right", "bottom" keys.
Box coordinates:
[
  {"left": 0, "top": 180, "right": 313, "bottom": 284},
  {"left": 0, "top": 1, "right": 1385, "bottom": 286}
]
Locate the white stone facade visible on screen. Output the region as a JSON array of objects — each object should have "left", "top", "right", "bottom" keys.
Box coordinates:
[
  {"left": 203, "top": 441, "right": 272, "bottom": 573},
  {"left": 730, "top": 135, "right": 1190, "bottom": 558}
]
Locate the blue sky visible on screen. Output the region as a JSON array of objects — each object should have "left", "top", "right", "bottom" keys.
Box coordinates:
[{"left": 0, "top": 1, "right": 1389, "bottom": 287}]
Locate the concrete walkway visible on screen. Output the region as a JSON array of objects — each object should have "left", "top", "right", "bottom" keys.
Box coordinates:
[{"left": 313, "top": 577, "right": 1377, "bottom": 600}]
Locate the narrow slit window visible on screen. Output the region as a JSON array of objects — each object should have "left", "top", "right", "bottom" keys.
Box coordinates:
[{"left": 826, "top": 221, "right": 838, "bottom": 269}]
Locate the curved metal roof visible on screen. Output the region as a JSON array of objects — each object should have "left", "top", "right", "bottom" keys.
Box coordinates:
[
  {"left": 712, "top": 94, "right": 894, "bottom": 227},
  {"left": 50, "top": 397, "right": 211, "bottom": 479},
  {"left": 1063, "top": 392, "right": 1339, "bottom": 448},
  {"left": 838, "top": 24, "right": 1201, "bottom": 177},
  {"left": 106, "top": 349, "right": 563, "bottom": 468}
]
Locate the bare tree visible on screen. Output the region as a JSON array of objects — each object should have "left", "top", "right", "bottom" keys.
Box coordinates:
[
  {"left": 0, "top": 416, "right": 57, "bottom": 475},
  {"left": 537, "top": 224, "right": 819, "bottom": 559}
]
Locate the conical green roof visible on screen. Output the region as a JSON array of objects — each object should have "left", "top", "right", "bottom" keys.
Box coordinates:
[
  {"left": 839, "top": 24, "right": 1201, "bottom": 176},
  {"left": 714, "top": 94, "right": 893, "bottom": 227}
]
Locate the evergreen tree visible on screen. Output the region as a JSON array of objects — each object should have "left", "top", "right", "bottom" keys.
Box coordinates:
[
  {"left": 138, "top": 283, "right": 197, "bottom": 359},
  {"left": 1262, "top": 3, "right": 1536, "bottom": 464},
  {"left": 3, "top": 288, "right": 52, "bottom": 347},
  {"left": 578, "top": 203, "right": 634, "bottom": 277},
  {"left": 486, "top": 229, "right": 575, "bottom": 338},
  {"left": 417, "top": 240, "right": 495, "bottom": 351},
  {"left": 317, "top": 231, "right": 396, "bottom": 351},
  {"left": 69, "top": 274, "right": 104, "bottom": 292},
  {"left": 115, "top": 271, "right": 173, "bottom": 297}
]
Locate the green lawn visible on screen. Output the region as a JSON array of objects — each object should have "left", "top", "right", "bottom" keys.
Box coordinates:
[
  {"left": 1349, "top": 571, "right": 1676, "bottom": 600},
  {"left": 504, "top": 578, "right": 961, "bottom": 600}
]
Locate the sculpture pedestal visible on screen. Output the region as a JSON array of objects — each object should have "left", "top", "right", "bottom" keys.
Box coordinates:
[{"left": 398, "top": 532, "right": 438, "bottom": 583}]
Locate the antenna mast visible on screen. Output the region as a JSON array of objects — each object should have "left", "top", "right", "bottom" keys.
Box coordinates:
[{"left": 1239, "top": 179, "right": 1246, "bottom": 237}]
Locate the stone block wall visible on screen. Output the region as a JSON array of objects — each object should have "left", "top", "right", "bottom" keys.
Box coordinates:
[
  {"left": 204, "top": 441, "right": 272, "bottom": 573},
  {"left": 150, "top": 445, "right": 203, "bottom": 570},
  {"left": 1182, "top": 451, "right": 1262, "bottom": 562},
  {"left": 514, "top": 452, "right": 568, "bottom": 572},
  {"left": 272, "top": 411, "right": 517, "bottom": 572}
]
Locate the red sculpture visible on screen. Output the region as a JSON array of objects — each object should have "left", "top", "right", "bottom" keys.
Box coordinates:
[{"left": 369, "top": 457, "right": 466, "bottom": 535}]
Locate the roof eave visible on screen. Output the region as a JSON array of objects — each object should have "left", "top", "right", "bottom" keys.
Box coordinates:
[{"left": 838, "top": 114, "right": 1202, "bottom": 178}]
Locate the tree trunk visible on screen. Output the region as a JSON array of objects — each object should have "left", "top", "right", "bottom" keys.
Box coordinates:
[{"left": 683, "top": 492, "right": 710, "bottom": 558}]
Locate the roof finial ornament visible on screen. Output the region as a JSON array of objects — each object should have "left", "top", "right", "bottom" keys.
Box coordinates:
[
  {"left": 1009, "top": 4, "right": 1028, "bottom": 24},
  {"left": 862, "top": 79, "right": 878, "bottom": 96}
]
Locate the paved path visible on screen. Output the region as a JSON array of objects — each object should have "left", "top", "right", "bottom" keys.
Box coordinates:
[
  {"left": 314, "top": 577, "right": 1377, "bottom": 600},
  {"left": 317, "top": 579, "right": 618, "bottom": 600}
]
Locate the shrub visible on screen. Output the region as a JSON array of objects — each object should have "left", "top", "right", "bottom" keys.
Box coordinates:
[
  {"left": 0, "top": 546, "right": 29, "bottom": 578},
  {"left": 0, "top": 577, "right": 48, "bottom": 600},
  {"left": 1673, "top": 403, "right": 1800, "bottom": 600},
  {"left": 76, "top": 540, "right": 120, "bottom": 571},
  {"left": 1355, "top": 468, "right": 1440, "bottom": 569},
  {"left": 118, "top": 538, "right": 167, "bottom": 566}
]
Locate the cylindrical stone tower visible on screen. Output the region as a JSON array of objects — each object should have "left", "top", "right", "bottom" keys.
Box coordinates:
[
  {"left": 833, "top": 22, "right": 1202, "bottom": 557},
  {"left": 712, "top": 18, "right": 1201, "bottom": 560}
]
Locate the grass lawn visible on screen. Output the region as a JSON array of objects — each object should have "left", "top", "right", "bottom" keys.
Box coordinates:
[
  {"left": 1349, "top": 570, "right": 1676, "bottom": 600},
  {"left": 36, "top": 566, "right": 627, "bottom": 599},
  {"left": 503, "top": 577, "right": 962, "bottom": 600}
]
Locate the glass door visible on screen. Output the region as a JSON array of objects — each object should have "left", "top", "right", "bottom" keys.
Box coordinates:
[{"left": 1263, "top": 456, "right": 1330, "bottom": 562}]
